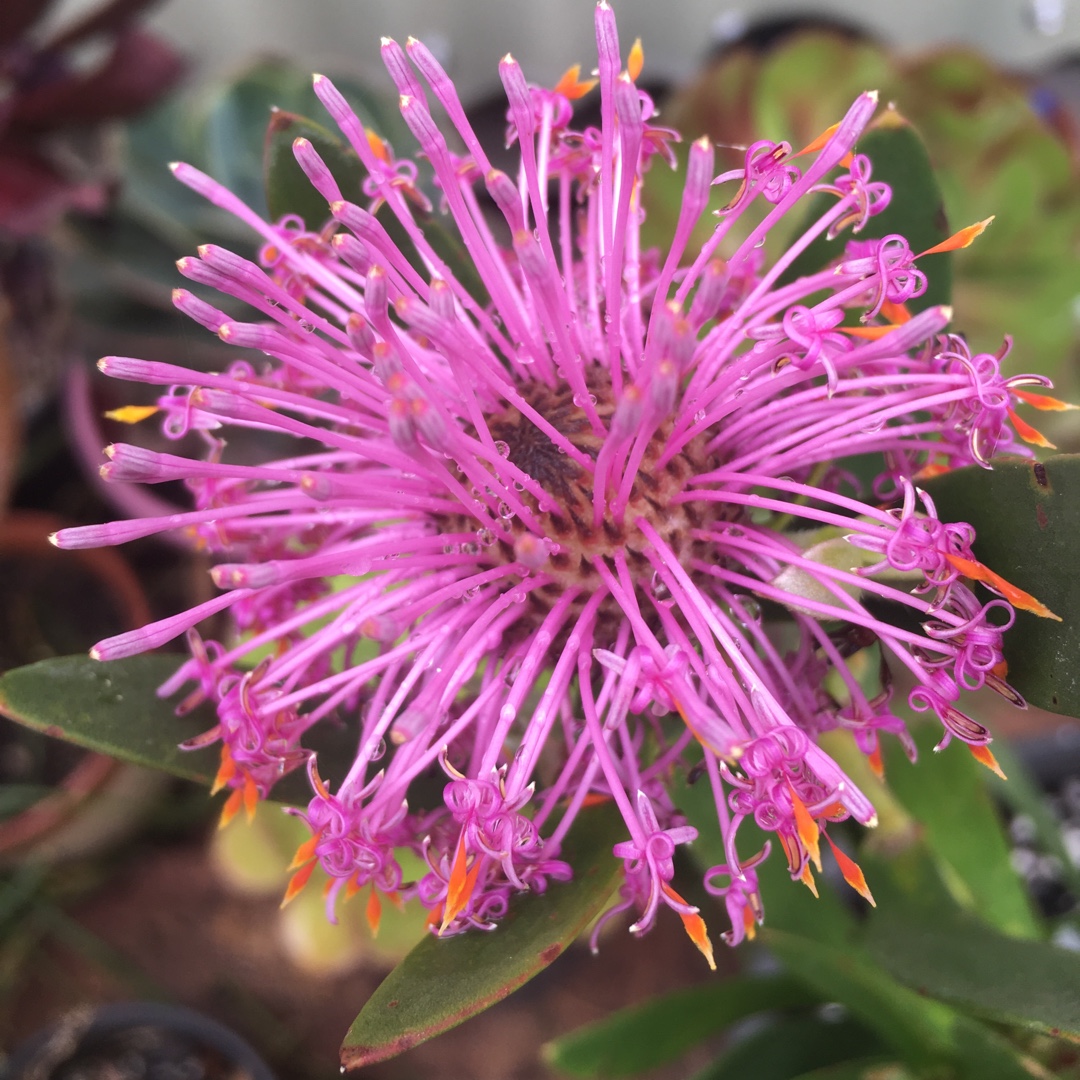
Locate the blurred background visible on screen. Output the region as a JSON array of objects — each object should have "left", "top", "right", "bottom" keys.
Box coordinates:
[{"left": 143, "top": 0, "right": 1080, "bottom": 100}]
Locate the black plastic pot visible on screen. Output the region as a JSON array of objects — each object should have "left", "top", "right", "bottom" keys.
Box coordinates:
[{"left": 2, "top": 1001, "right": 276, "bottom": 1080}]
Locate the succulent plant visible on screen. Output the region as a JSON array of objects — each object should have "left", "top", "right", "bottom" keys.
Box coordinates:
[
  {"left": 655, "top": 32, "right": 1080, "bottom": 403},
  {"left": 0, "top": 0, "right": 183, "bottom": 234}
]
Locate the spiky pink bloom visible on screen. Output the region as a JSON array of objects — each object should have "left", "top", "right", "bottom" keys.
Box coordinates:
[{"left": 56, "top": 2, "right": 1052, "bottom": 956}]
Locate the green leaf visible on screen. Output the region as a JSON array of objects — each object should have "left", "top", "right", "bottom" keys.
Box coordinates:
[
  {"left": 763, "top": 929, "right": 955, "bottom": 1068},
  {"left": 0, "top": 654, "right": 354, "bottom": 805},
  {"left": 263, "top": 107, "right": 488, "bottom": 306},
  {"left": 340, "top": 803, "right": 624, "bottom": 1070},
  {"left": 780, "top": 110, "right": 951, "bottom": 311},
  {"left": 879, "top": 723, "right": 1041, "bottom": 939},
  {"left": 865, "top": 913, "right": 1080, "bottom": 1039},
  {"left": 923, "top": 454, "right": 1080, "bottom": 717},
  {"left": 264, "top": 110, "right": 365, "bottom": 229},
  {"left": 789, "top": 1063, "right": 913, "bottom": 1080},
  {"left": 691, "top": 1014, "right": 884, "bottom": 1080},
  {"left": 763, "top": 929, "right": 1038, "bottom": 1079},
  {"left": 191, "top": 59, "right": 414, "bottom": 218},
  {"left": 196, "top": 60, "right": 312, "bottom": 216},
  {"left": 546, "top": 974, "right": 818, "bottom": 1078},
  {"left": 0, "top": 654, "right": 219, "bottom": 783}
]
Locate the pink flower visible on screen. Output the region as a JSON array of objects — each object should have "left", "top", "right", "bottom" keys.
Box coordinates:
[{"left": 55, "top": 2, "right": 1051, "bottom": 957}]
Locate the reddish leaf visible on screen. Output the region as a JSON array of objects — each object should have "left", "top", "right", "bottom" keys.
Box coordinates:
[
  {"left": 12, "top": 29, "right": 183, "bottom": 131},
  {"left": 48, "top": 0, "right": 166, "bottom": 50},
  {"left": 0, "top": 0, "right": 56, "bottom": 49},
  {"left": 0, "top": 145, "right": 106, "bottom": 233}
]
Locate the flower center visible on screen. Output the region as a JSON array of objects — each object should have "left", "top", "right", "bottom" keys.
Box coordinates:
[{"left": 445, "top": 373, "right": 720, "bottom": 633}]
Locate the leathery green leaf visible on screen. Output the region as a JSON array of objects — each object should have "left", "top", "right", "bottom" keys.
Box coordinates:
[
  {"left": 265, "top": 109, "right": 366, "bottom": 229},
  {"left": 340, "top": 803, "right": 624, "bottom": 1070},
  {"left": 0, "top": 654, "right": 219, "bottom": 783},
  {"left": 879, "top": 723, "right": 1040, "bottom": 939},
  {"left": 0, "top": 654, "right": 353, "bottom": 805},
  {"left": 546, "top": 973, "right": 818, "bottom": 1078},
  {"left": 866, "top": 913, "right": 1080, "bottom": 1039},
  {"left": 923, "top": 454, "right": 1080, "bottom": 717},
  {"left": 763, "top": 929, "right": 1038, "bottom": 1079},
  {"left": 691, "top": 1014, "right": 884, "bottom": 1080},
  {"left": 788, "top": 1063, "right": 914, "bottom": 1080}
]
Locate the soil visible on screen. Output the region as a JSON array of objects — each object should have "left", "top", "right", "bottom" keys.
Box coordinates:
[{"left": 5, "top": 818, "right": 731, "bottom": 1079}]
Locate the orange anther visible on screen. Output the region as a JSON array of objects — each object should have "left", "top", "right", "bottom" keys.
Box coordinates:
[
  {"left": 211, "top": 747, "right": 236, "bottom": 796},
  {"left": 867, "top": 743, "right": 885, "bottom": 780},
  {"left": 242, "top": 774, "right": 259, "bottom": 822},
  {"left": 1015, "top": 388, "right": 1075, "bottom": 412},
  {"left": 912, "top": 463, "right": 952, "bottom": 482},
  {"left": 365, "top": 129, "right": 390, "bottom": 163},
  {"left": 789, "top": 786, "right": 822, "bottom": 872},
  {"left": 440, "top": 833, "right": 483, "bottom": 935},
  {"left": 627, "top": 38, "right": 644, "bottom": 82},
  {"left": 824, "top": 832, "right": 876, "bottom": 906},
  {"left": 1008, "top": 408, "right": 1056, "bottom": 450},
  {"left": 289, "top": 833, "right": 320, "bottom": 871},
  {"left": 879, "top": 299, "right": 912, "bottom": 324},
  {"left": 218, "top": 787, "right": 243, "bottom": 830},
  {"left": 918, "top": 216, "right": 994, "bottom": 257},
  {"left": 344, "top": 873, "right": 363, "bottom": 900},
  {"left": 579, "top": 792, "right": 613, "bottom": 807},
  {"left": 366, "top": 886, "right": 383, "bottom": 937},
  {"left": 552, "top": 63, "right": 597, "bottom": 100},
  {"left": 281, "top": 859, "right": 317, "bottom": 907},
  {"left": 661, "top": 883, "right": 716, "bottom": 970},
  {"left": 1013, "top": 389, "right": 1079, "bottom": 412},
  {"left": 969, "top": 743, "right": 1008, "bottom": 781},
  {"left": 794, "top": 122, "right": 841, "bottom": 158},
  {"left": 839, "top": 323, "right": 905, "bottom": 340},
  {"left": 800, "top": 863, "right": 819, "bottom": 898},
  {"left": 742, "top": 903, "right": 757, "bottom": 941},
  {"left": 944, "top": 552, "right": 1060, "bottom": 621}
]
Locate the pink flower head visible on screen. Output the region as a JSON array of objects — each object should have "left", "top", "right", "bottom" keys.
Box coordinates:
[{"left": 58, "top": 1, "right": 1052, "bottom": 958}]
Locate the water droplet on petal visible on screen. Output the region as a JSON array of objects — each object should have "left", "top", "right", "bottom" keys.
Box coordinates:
[
  {"left": 738, "top": 598, "right": 762, "bottom": 625},
  {"left": 649, "top": 571, "right": 673, "bottom": 604}
]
